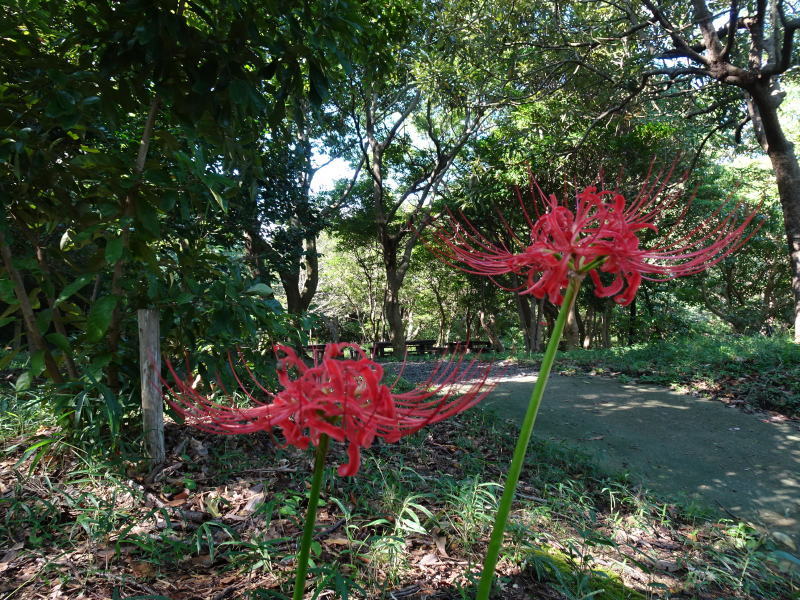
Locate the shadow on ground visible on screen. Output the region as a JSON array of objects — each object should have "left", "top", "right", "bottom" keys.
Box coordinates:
[{"left": 484, "top": 373, "right": 800, "bottom": 543}]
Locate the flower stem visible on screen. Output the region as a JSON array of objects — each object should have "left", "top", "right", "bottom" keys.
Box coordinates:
[
  {"left": 292, "top": 434, "right": 330, "bottom": 600},
  {"left": 476, "top": 277, "right": 582, "bottom": 600}
]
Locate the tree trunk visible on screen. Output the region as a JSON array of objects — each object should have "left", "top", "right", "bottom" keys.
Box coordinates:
[
  {"left": 575, "top": 302, "right": 585, "bottom": 345},
  {"left": 278, "top": 235, "right": 320, "bottom": 315},
  {"left": 280, "top": 270, "right": 304, "bottom": 315},
  {"left": 602, "top": 300, "right": 611, "bottom": 348},
  {"left": 627, "top": 298, "right": 637, "bottom": 346},
  {"left": 533, "top": 298, "right": 545, "bottom": 352},
  {"left": 464, "top": 304, "right": 474, "bottom": 342},
  {"left": 0, "top": 231, "right": 63, "bottom": 383},
  {"left": 515, "top": 294, "right": 533, "bottom": 351},
  {"left": 431, "top": 283, "right": 449, "bottom": 346},
  {"left": 564, "top": 302, "right": 580, "bottom": 350},
  {"left": 479, "top": 310, "right": 504, "bottom": 352},
  {"left": 34, "top": 246, "right": 79, "bottom": 379},
  {"left": 384, "top": 274, "right": 406, "bottom": 356},
  {"left": 12, "top": 318, "right": 22, "bottom": 353},
  {"left": 583, "top": 306, "right": 595, "bottom": 349},
  {"left": 750, "top": 87, "right": 800, "bottom": 342}
]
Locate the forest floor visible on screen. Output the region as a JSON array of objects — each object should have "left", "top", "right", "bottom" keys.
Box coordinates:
[
  {"left": 395, "top": 360, "right": 800, "bottom": 542},
  {"left": 1, "top": 363, "right": 799, "bottom": 599}
]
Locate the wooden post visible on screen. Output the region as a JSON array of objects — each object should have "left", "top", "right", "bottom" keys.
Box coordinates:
[{"left": 138, "top": 309, "right": 164, "bottom": 466}]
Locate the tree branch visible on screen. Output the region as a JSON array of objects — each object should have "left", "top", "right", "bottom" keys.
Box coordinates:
[
  {"left": 720, "top": 0, "right": 740, "bottom": 59},
  {"left": 762, "top": 15, "right": 800, "bottom": 75},
  {"left": 642, "top": 0, "right": 709, "bottom": 65},
  {"left": 691, "top": 0, "right": 724, "bottom": 59},
  {"left": 568, "top": 74, "right": 652, "bottom": 154}
]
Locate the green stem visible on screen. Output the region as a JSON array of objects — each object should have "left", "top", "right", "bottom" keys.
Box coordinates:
[
  {"left": 292, "top": 434, "right": 330, "bottom": 600},
  {"left": 476, "top": 277, "right": 582, "bottom": 600}
]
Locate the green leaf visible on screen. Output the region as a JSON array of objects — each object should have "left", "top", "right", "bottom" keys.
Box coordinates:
[
  {"left": 88, "top": 353, "right": 112, "bottom": 381},
  {"left": 161, "top": 190, "right": 178, "bottom": 211},
  {"left": 14, "top": 371, "right": 32, "bottom": 392},
  {"left": 16, "top": 438, "right": 55, "bottom": 471},
  {"left": 0, "top": 316, "right": 15, "bottom": 328},
  {"left": 0, "top": 278, "right": 15, "bottom": 303},
  {"left": 55, "top": 274, "right": 93, "bottom": 307},
  {"left": 175, "top": 291, "right": 194, "bottom": 304},
  {"left": 105, "top": 237, "right": 124, "bottom": 264},
  {"left": 245, "top": 283, "right": 273, "bottom": 297},
  {"left": 0, "top": 304, "right": 20, "bottom": 319},
  {"left": 135, "top": 205, "right": 161, "bottom": 238},
  {"left": 35, "top": 309, "right": 52, "bottom": 334},
  {"left": 0, "top": 348, "right": 19, "bottom": 370},
  {"left": 208, "top": 185, "right": 227, "bottom": 212},
  {"left": 99, "top": 382, "right": 121, "bottom": 436},
  {"left": 308, "top": 61, "right": 329, "bottom": 106},
  {"left": 46, "top": 332, "right": 72, "bottom": 353},
  {"left": 228, "top": 79, "right": 251, "bottom": 107},
  {"left": 771, "top": 550, "right": 800, "bottom": 569},
  {"left": 86, "top": 296, "right": 118, "bottom": 343},
  {"left": 30, "top": 350, "right": 45, "bottom": 376}
]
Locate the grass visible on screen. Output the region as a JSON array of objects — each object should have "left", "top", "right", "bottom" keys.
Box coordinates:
[
  {"left": 508, "top": 333, "right": 800, "bottom": 418},
  {"left": 1, "top": 387, "right": 798, "bottom": 600}
]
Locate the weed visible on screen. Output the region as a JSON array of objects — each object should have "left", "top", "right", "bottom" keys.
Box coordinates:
[
  {"left": 441, "top": 478, "right": 500, "bottom": 551},
  {"left": 1, "top": 388, "right": 797, "bottom": 599}
]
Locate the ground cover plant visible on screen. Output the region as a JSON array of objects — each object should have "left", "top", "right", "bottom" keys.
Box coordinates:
[{"left": 1, "top": 380, "right": 797, "bottom": 600}]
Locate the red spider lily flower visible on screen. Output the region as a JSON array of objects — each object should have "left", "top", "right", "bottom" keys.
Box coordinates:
[
  {"left": 430, "top": 166, "right": 761, "bottom": 306},
  {"left": 163, "top": 344, "right": 493, "bottom": 476}
]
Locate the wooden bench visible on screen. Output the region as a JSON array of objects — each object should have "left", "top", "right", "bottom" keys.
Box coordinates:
[
  {"left": 306, "top": 340, "right": 489, "bottom": 361},
  {"left": 369, "top": 340, "right": 439, "bottom": 359},
  {"left": 446, "top": 340, "right": 492, "bottom": 354},
  {"left": 405, "top": 339, "right": 436, "bottom": 356},
  {"left": 303, "top": 344, "right": 360, "bottom": 362}
]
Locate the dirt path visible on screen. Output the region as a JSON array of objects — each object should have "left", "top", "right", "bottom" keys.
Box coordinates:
[{"left": 483, "top": 372, "right": 800, "bottom": 543}]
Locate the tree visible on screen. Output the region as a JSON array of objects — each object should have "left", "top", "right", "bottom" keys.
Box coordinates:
[
  {"left": 340, "top": 0, "right": 579, "bottom": 353},
  {"left": 641, "top": 0, "right": 799, "bottom": 340},
  {"left": 537, "top": 0, "right": 799, "bottom": 339},
  {"left": 0, "top": 0, "right": 367, "bottom": 447},
  {"left": 240, "top": 107, "right": 364, "bottom": 316}
]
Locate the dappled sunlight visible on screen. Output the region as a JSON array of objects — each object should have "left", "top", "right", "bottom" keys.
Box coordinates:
[{"left": 483, "top": 372, "right": 800, "bottom": 544}]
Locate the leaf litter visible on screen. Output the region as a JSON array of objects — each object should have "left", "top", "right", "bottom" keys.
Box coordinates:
[{"left": 1, "top": 366, "right": 797, "bottom": 599}]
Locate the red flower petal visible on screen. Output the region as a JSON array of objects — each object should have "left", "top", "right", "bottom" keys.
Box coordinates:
[{"left": 164, "top": 344, "right": 494, "bottom": 476}]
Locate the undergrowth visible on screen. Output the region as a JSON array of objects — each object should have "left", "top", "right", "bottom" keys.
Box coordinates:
[{"left": 1, "top": 390, "right": 798, "bottom": 600}]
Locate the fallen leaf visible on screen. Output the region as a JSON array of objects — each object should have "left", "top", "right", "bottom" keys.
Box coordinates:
[
  {"left": 244, "top": 492, "right": 265, "bottom": 513},
  {"left": 0, "top": 542, "right": 24, "bottom": 573},
  {"left": 323, "top": 537, "right": 350, "bottom": 546},
  {"left": 166, "top": 490, "right": 190, "bottom": 506},
  {"left": 187, "top": 554, "right": 213, "bottom": 567},
  {"left": 772, "top": 531, "right": 797, "bottom": 551},
  {"left": 418, "top": 553, "right": 439, "bottom": 566},
  {"left": 130, "top": 561, "right": 155, "bottom": 578},
  {"left": 434, "top": 535, "right": 448, "bottom": 557},
  {"left": 653, "top": 559, "right": 680, "bottom": 572}
]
